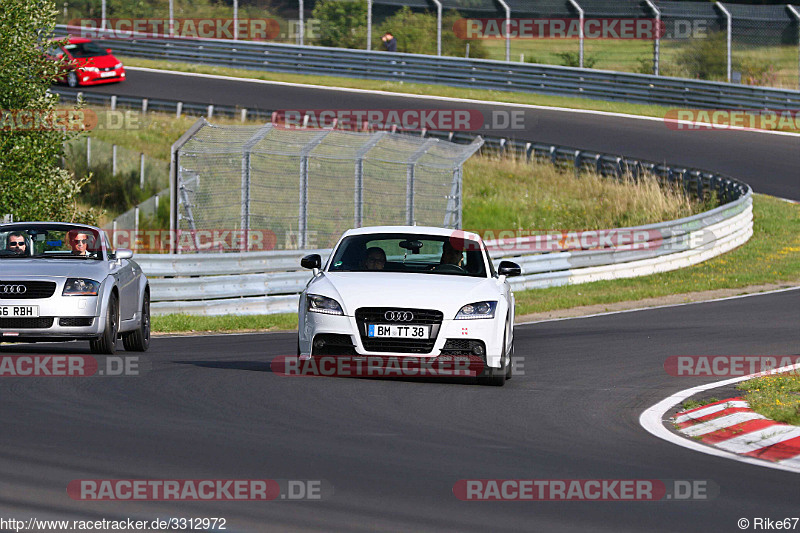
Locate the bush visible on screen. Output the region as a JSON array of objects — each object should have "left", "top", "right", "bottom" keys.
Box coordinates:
[
  {"left": 312, "top": 0, "right": 368, "bottom": 49},
  {"left": 676, "top": 31, "right": 729, "bottom": 80},
  {"left": 557, "top": 51, "right": 598, "bottom": 69},
  {"left": 375, "top": 7, "right": 488, "bottom": 59}
]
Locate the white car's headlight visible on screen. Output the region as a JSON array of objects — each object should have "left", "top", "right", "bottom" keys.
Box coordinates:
[
  {"left": 307, "top": 294, "right": 344, "bottom": 315},
  {"left": 455, "top": 301, "right": 497, "bottom": 320},
  {"left": 62, "top": 278, "right": 100, "bottom": 296}
]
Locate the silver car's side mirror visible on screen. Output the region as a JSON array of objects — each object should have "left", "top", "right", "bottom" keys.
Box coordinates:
[{"left": 114, "top": 248, "right": 133, "bottom": 260}]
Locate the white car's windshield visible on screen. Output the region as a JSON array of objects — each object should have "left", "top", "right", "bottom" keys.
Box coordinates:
[
  {"left": 328, "top": 233, "right": 488, "bottom": 277},
  {"left": 0, "top": 225, "right": 103, "bottom": 260}
]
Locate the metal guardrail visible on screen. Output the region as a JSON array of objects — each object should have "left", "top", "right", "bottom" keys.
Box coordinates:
[{"left": 54, "top": 25, "right": 800, "bottom": 110}]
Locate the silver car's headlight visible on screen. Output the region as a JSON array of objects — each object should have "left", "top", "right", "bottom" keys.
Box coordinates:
[
  {"left": 307, "top": 294, "right": 344, "bottom": 315},
  {"left": 455, "top": 301, "right": 497, "bottom": 320},
  {"left": 62, "top": 278, "right": 100, "bottom": 296}
]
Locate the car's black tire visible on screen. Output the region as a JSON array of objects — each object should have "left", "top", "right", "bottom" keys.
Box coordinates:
[
  {"left": 66, "top": 71, "right": 78, "bottom": 88},
  {"left": 122, "top": 291, "right": 150, "bottom": 352},
  {"left": 505, "top": 321, "right": 513, "bottom": 380},
  {"left": 90, "top": 293, "right": 118, "bottom": 355}
]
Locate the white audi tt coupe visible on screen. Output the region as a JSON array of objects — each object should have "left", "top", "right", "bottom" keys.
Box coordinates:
[{"left": 298, "top": 226, "right": 521, "bottom": 386}]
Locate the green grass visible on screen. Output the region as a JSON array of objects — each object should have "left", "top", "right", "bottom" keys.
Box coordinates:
[
  {"left": 680, "top": 397, "right": 720, "bottom": 411},
  {"left": 514, "top": 194, "right": 800, "bottom": 315},
  {"left": 152, "top": 313, "right": 297, "bottom": 333},
  {"left": 463, "top": 154, "right": 709, "bottom": 230},
  {"left": 738, "top": 372, "right": 800, "bottom": 426}
]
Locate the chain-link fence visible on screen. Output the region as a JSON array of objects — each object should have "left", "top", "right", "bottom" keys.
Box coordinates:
[{"left": 172, "top": 120, "right": 483, "bottom": 253}]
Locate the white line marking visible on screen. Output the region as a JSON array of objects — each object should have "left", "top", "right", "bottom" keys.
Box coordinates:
[
  {"left": 126, "top": 66, "right": 800, "bottom": 139},
  {"left": 680, "top": 412, "right": 765, "bottom": 437},
  {"left": 715, "top": 426, "right": 800, "bottom": 454},
  {"left": 778, "top": 455, "right": 800, "bottom": 468},
  {"left": 639, "top": 361, "right": 800, "bottom": 474},
  {"left": 674, "top": 400, "right": 749, "bottom": 423}
]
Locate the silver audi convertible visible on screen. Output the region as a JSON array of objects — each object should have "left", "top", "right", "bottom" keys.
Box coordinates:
[{"left": 0, "top": 222, "right": 150, "bottom": 353}]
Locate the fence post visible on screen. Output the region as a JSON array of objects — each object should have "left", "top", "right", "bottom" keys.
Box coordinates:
[
  {"left": 112, "top": 144, "right": 117, "bottom": 176},
  {"left": 716, "top": 2, "right": 732, "bottom": 83},
  {"left": 432, "top": 0, "right": 442, "bottom": 56},
  {"left": 298, "top": 0, "right": 304, "bottom": 46},
  {"left": 110, "top": 95, "right": 117, "bottom": 111},
  {"left": 112, "top": 219, "right": 117, "bottom": 249},
  {"left": 789, "top": 5, "right": 800, "bottom": 91},
  {"left": 142, "top": 98, "right": 148, "bottom": 115},
  {"left": 140, "top": 153, "right": 145, "bottom": 189},
  {"left": 86, "top": 137, "right": 91, "bottom": 167},
  {"left": 240, "top": 108, "right": 247, "bottom": 122},
  {"left": 133, "top": 206, "right": 139, "bottom": 252},
  {"left": 645, "top": 0, "right": 661, "bottom": 76},
  {"left": 240, "top": 124, "right": 274, "bottom": 251},
  {"left": 207, "top": 105, "right": 214, "bottom": 119},
  {"left": 176, "top": 102, "right": 183, "bottom": 118},
  {"left": 497, "top": 0, "right": 511, "bottom": 62},
  {"left": 568, "top": 0, "right": 585, "bottom": 68},
  {"left": 233, "top": 0, "right": 239, "bottom": 40},
  {"left": 367, "top": 0, "right": 372, "bottom": 51},
  {"left": 353, "top": 132, "right": 385, "bottom": 228}
]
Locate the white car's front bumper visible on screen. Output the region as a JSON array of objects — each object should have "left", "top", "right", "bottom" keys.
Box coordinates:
[{"left": 299, "top": 311, "right": 506, "bottom": 369}]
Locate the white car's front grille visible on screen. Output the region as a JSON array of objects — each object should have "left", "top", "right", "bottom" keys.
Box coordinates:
[{"left": 355, "top": 307, "right": 443, "bottom": 354}]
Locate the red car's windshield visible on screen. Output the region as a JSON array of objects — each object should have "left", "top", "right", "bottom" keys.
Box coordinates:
[{"left": 63, "top": 42, "right": 107, "bottom": 58}]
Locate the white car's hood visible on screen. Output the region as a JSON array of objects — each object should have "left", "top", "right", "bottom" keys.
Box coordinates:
[{"left": 309, "top": 272, "right": 502, "bottom": 317}]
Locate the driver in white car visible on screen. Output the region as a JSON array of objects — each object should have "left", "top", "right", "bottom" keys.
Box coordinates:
[{"left": 440, "top": 240, "right": 464, "bottom": 267}]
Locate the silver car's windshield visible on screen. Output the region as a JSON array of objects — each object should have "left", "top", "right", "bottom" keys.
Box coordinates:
[
  {"left": 328, "top": 233, "right": 489, "bottom": 277},
  {"left": 0, "top": 225, "right": 103, "bottom": 260}
]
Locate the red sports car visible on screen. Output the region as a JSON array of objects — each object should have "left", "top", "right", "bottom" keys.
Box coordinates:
[{"left": 51, "top": 37, "right": 125, "bottom": 88}]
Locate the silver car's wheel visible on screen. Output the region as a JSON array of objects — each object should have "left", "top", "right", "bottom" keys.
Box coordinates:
[
  {"left": 90, "top": 293, "right": 118, "bottom": 355},
  {"left": 122, "top": 291, "right": 150, "bottom": 352},
  {"left": 67, "top": 71, "right": 79, "bottom": 88}
]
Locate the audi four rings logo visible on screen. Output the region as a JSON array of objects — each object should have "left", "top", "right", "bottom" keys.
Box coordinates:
[
  {"left": 0, "top": 285, "right": 26, "bottom": 294},
  {"left": 385, "top": 311, "right": 414, "bottom": 321}
]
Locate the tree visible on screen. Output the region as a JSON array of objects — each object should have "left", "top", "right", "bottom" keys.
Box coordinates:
[
  {"left": 0, "top": 0, "right": 96, "bottom": 223},
  {"left": 312, "top": 0, "right": 368, "bottom": 49}
]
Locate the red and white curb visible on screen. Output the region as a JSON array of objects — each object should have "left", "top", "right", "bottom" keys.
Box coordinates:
[
  {"left": 640, "top": 359, "right": 800, "bottom": 474},
  {"left": 673, "top": 397, "right": 800, "bottom": 469}
]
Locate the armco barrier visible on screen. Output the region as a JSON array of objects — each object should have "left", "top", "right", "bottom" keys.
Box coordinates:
[
  {"left": 140, "top": 193, "right": 752, "bottom": 317},
  {"left": 53, "top": 25, "right": 800, "bottom": 110}
]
